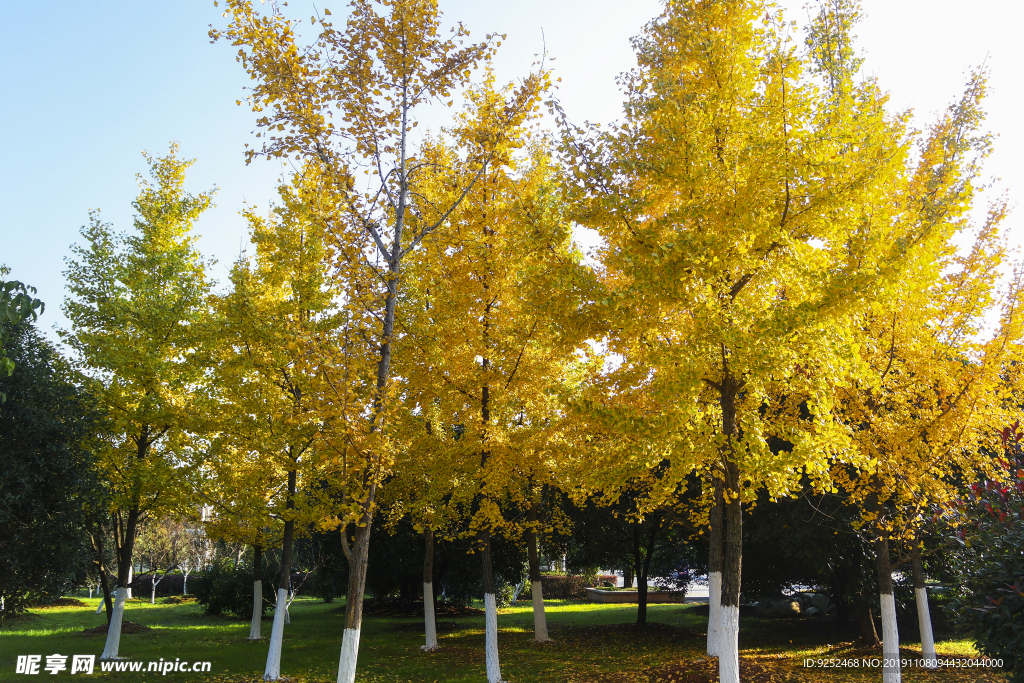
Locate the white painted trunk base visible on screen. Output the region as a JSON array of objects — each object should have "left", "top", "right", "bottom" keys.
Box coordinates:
[
  {"left": 531, "top": 581, "right": 550, "bottom": 642},
  {"left": 126, "top": 567, "right": 132, "bottom": 600},
  {"left": 484, "top": 593, "right": 502, "bottom": 683},
  {"left": 263, "top": 588, "right": 288, "bottom": 680},
  {"left": 880, "top": 592, "right": 902, "bottom": 683},
  {"left": 915, "top": 587, "right": 937, "bottom": 667},
  {"left": 423, "top": 582, "right": 439, "bottom": 650},
  {"left": 95, "top": 599, "right": 104, "bottom": 615},
  {"left": 249, "top": 580, "right": 263, "bottom": 640},
  {"left": 718, "top": 605, "right": 740, "bottom": 683},
  {"left": 100, "top": 587, "right": 128, "bottom": 660},
  {"left": 707, "top": 572, "right": 722, "bottom": 656},
  {"left": 335, "top": 627, "right": 361, "bottom": 683}
]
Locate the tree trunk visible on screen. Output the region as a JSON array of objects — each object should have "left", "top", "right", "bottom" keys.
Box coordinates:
[
  {"left": 265, "top": 468, "right": 296, "bottom": 680},
  {"left": 250, "top": 544, "right": 264, "bottom": 640},
  {"left": 126, "top": 565, "right": 133, "bottom": 600},
  {"left": 876, "top": 535, "right": 901, "bottom": 683},
  {"left": 151, "top": 577, "right": 157, "bottom": 604},
  {"left": 526, "top": 500, "right": 549, "bottom": 642},
  {"left": 707, "top": 476, "right": 724, "bottom": 656},
  {"left": 481, "top": 529, "right": 503, "bottom": 683},
  {"left": 719, "top": 461, "right": 743, "bottom": 683},
  {"left": 183, "top": 570, "right": 190, "bottom": 596},
  {"left": 911, "top": 548, "right": 937, "bottom": 668},
  {"left": 337, "top": 513, "right": 374, "bottom": 683},
  {"left": 101, "top": 505, "right": 140, "bottom": 660},
  {"left": 717, "top": 373, "right": 743, "bottom": 683},
  {"left": 623, "top": 566, "right": 634, "bottom": 588},
  {"left": 855, "top": 595, "right": 881, "bottom": 645},
  {"left": 422, "top": 528, "right": 439, "bottom": 651}
]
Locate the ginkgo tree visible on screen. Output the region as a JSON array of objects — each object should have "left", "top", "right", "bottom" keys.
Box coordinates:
[
  {"left": 62, "top": 145, "right": 214, "bottom": 661},
  {"left": 213, "top": 2, "right": 546, "bottom": 680},
  {"left": 395, "top": 72, "right": 593, "bottom": 678},
  {"left": 832, "top": 69, "right": 1024, "bottom": 683},
  {"left": 556, "top": 2, "right": 945, "bottom": 681},
  {"left": 203, "top": 169, "right": 341, "bottom": 679}
]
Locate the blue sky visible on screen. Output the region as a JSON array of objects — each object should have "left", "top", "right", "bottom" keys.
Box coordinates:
[{"left": 3, "top": 0, "right": 1022, "bottom": 341}]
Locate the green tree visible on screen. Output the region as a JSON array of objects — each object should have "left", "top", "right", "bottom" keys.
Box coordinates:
[
  {"left": 62, "top": 144, "right": 214, "bottom": 660},
  {"left": 0, "top": 323, "right": 101, "bottom": 618},
  {"left": 0, "top": 268, "right": 44, "bottom": 401}
]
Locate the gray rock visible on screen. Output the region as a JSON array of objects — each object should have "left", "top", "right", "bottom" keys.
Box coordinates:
[
  {"left": 811, "top": 593, "right": 830, "bottom": 610},
  {"left": 803, "top": 606, "right": 822, "bottom": 618}
]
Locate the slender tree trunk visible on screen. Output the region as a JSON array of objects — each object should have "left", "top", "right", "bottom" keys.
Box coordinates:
[
  {"left": 855, "top": 595, "right": 881, "bottom": 645},
  {"left": 265, "top": 468, "right": 296, "bottom": 680},
  {"left": 183, "top": 570, "right": 190, "bottom": 596},
  {"left": 126, "top": 565, "right": 133, "bottom": 600},
  {"left": 525, "top": 500, "right": 549, "bottom": 642},
  {"left": 633, "top": 524, "right": 647, "bottom": 626},
  {"left": 707, "top": 476, "right": 724, "bottom": 656},
  {"left": 151, "top": 577, "right": 157, "bottom": 604},
  {"left": 422, "top": 528, "right": 439, "bottom": 651},
  {"left": 481, "top": 529, "right": 503, "bottom": 683},
  {"left": 89, "top": 531, "right": 114, "bottom": 623},
  {"left": 876, "top": 536, "right": 901, "bottom": 683},
  {"left": 101, "top": 505, "right": 140, "bottom": 660},
  {"left": 250, "top": 544, "right": 264, "bottom": 640},
  {"left": 337, "top": 513, "right": 373, "bottom": 683},
  {"left": 911, "top": 548, "right": 937, "bottom": 668},
  {"left": 623, "top": 566, "right": 634, "bottom": 588}
]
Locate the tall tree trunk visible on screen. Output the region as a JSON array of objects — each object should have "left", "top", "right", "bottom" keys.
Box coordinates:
[
  {"left": 623, "top": 566, "right": 633, "bottom": 588},
  {"left": 911, "top": 548, "right": 937, "bottom": 668},
  {"left": 876, "top": 536, "right": 901, "bottom": 683},
  {"left": 525, "top": 500, "right": 549, "bottom": 642},
  {"left": 717, "top": 373, "right": 743, "bottom": 683},
  {"left": 126, "top": 565, "right": 133, "bottom": 600},
  {"left": 101, "top": 505, "right": 140, "bottom": 660},
  {"left": 422, "top": 528, "right": 439, "bottom": 651},
  {"left": 265, "top": 468, "right": 296, "bottom": 680},
  {"left": 633, "top": 524, "right": 647, "bottom": 626},
  {"left": 481, "top": 529, "right": 503, "bottom": 683},
  {"left": 337, "top": 504, "right": 374, "bottom": 683},
  {"left": 250, "top": 544, "right": 263, "bottom": 640},
  {"left": 707, "top": 476, "right": 724, "bottom": 656}
]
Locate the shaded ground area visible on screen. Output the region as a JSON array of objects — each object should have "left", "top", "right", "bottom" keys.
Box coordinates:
[
  {"left": 0, "top": 596, "right": 1007, "bottom": 682},
  {"left": 79, "top": 620, "right": 153, "bottom": 636}
]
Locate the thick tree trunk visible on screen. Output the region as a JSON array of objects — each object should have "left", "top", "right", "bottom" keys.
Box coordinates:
[
  {"left": 717, "top": 372, "right": 743, "bottom": 683},
  {"left": 911, "top": 548, "right": 937, "bottom": 667},
  {"left": 481, "top": 530, "right": 503, "bottom": 683},
  {"left": 101, "top": 506, "right": 140, "bottom": 660},
  {"left": 876, "top": 536, "right": 901, "bottom": 683},
  {"left": 422, "top": 528, "right": 439, "bottom": 651},
  {"left": 337, "top": 516, "right": 373, "bottom": 683},
  {"left": 526, "top": 501, "right": 549, "bottom": 642},
  {"left": 250, "top": 544, "right": 264, "bottom": 640},
  {"left": 719, "top": 462, "right": 743, "bottom": 683},
  {"left": 265, "top": 468, "right": 296, "bottom": 680},
  {"left": 707, "top": 476, "right": 724, "bottom": 656}
]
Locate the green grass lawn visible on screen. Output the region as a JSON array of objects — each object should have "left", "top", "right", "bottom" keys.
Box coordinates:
[{"left": 0, "top": 596, "right": 1008, "bottom": 682}]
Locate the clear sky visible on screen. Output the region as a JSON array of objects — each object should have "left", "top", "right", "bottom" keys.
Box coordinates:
[{"left": 3, "top": 1, "right": 1021, "bottom": 341}]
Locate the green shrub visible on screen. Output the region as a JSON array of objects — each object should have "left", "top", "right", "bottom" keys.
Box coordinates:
[
  {"left": 947, "top": 427, "right": 1024, "bottom": 681},
  {"left": 194, "top": 559, "right": 277, "bottom": 618}
]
